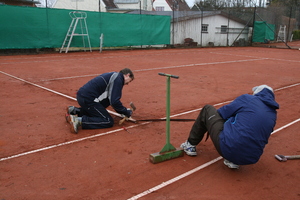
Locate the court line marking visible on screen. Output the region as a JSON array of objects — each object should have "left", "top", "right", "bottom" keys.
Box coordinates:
[
  {"left": 0, "top": 48, "right": 245, "bottom": 63},
  {"left": 0, "top": 71, "right": 124, "bottom": 118},
  {"left": 39, "top": 58, "right": 267, "bottom": 82},
  {"left": 127, "top": 118, "right": 300, "bottom": 200},
  {"left": 210, "top": 52, "right": 300, "bottom": 63},
  {"left": 0, "top": 122, "right": 148, "bottom": 162},
  {"left": 0, "top": 50, "right": 218, "bottom": 65},
  {"left": 0, "top": 70, "right": 299, "bottom": 162}
]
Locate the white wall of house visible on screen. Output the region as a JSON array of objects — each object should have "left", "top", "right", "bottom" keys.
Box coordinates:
[
  {"left": 116, "top": 0, "right": 153, "bottom": 11},
  {"left": 153, "top": 0, "right": 171, "bottom": 11},
  {"left": 172, "top": 14, "right": 249, "bottom": 46},
  {"left": 52, "top": 0, "right": 106, "bottom": 12},
  {"left": 53, "top": 0, "right": 153, "bottom": 12}
]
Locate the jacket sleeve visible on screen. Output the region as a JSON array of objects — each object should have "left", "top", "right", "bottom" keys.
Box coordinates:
[
  {"left": 109, "top": 75, "right": 131, "bottom": 117},
  {"left": 217, "top": 95, "right": 247, "bottom": 120}
]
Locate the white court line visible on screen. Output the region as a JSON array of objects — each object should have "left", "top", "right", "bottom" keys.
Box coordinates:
[
  {"left": 39, "top": 58, "right": 266, "bottom": 82},
  {"left": 127, "top": 117, "right": 300, "bottom": 200},
  {"left": 0, "top": 70, "right": 299, "bottom": 162},
  {"left": 210, "top": 52, "right": 300, "bottom": 63},
  {"left": 134, "top": 58, "right": 267, "bottom": 72},
  {"left": 0, "top": 71, "right": 124, "bottom": 119},
  {"left": 40, "top": 74, "right": 100, "bottom": 82},
  {"left": 1, "top": 71, "right": 76, "bottom": 101},
  {"left": 0, "top": 50, "right": 208, "bottom": 65},
  {"left": 274, "top": 83, "right": 300, "bottom": 91},
  {"left": 128, "top": 156, "right": 224, "bottom": 200},
  {"left": 0, "top": 123, "right": 148, "bottom": 162}
]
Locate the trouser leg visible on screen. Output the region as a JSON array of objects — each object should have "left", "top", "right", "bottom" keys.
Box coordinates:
[
  {"left": 188, "top": 104, "right": 224, "bottom": 156},
  {"left": 77, "top": 95, "right": 114, "bottom": 129}
]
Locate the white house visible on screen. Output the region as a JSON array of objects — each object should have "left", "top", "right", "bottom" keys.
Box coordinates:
[
  {"left": 49, "top": 0, "right": 190, "bottom": 12},
  {"left": 173, "top": 11, "right": 250, "bottom": 46},
  {"left": 51, "top": 0, "right": 154, "bottom": 12},
  {"left": 129, "top": 11, "right": 250, "bottom": 47},
  {"left": 153, "top": 0, "right": 191, "bottom": 11},
  {"left": 51, "top": 0, "right": 110, "bottom": 12}
]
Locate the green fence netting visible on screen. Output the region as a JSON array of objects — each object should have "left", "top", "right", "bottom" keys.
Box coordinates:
[
  {"left": 0, "top": 5, "right": 171, "bottom": 49},
  {"left": 252, "top": 21, "right": 275, "bottom": 43}
]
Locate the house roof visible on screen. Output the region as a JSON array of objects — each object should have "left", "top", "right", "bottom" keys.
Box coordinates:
[
  {"left": 165, "top": 0, "right": 191, "bottom": 11},
  {"left": 102, "top": 0, "right": 118, "bottom": 9}
]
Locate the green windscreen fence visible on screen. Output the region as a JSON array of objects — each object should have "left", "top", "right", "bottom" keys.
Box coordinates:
[
  {"left": 252, "top": 21, "right": 275, "bottom": 43},
  {"left": 0, "top": 5, "right": 171, "bottom": 49}
]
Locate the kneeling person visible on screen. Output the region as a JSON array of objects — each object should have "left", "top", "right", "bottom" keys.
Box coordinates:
[{"left": 66, "top": 68, "right": 134, "bottom": 133}]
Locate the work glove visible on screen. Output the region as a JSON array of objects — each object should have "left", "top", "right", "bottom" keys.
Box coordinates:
[{"left": 125, "top": 108, "right": 133, "bottom": 118}]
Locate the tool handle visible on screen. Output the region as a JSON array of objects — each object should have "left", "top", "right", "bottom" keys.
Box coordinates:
[
  {"left": 286, "top": 155, "right": 300, "bottom": 159},
  {"left": 158, "top": 73, "right": 179, "bottom": 79},
  {"left": 119, "top": 117, "right": 127, "bottom": 125}
]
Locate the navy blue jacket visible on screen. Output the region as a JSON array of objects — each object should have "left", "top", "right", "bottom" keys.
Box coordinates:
[
  {"left": 77, "top": 72, "right": 131, "bottom": 117},
  {"left": 218, "top": 88, "right": 279, "bottom": 165}
]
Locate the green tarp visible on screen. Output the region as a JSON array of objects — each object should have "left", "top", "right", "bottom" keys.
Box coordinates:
[
  {"left": 0, "top": 5, "right": 171, "bottom": 49},
  {"left": 252, "top": 21, "right": 275, "bottom": 43}
]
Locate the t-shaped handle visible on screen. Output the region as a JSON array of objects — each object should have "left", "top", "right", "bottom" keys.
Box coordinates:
[{"left": 158, "top": 73, "right": 179, "bottom": 79}]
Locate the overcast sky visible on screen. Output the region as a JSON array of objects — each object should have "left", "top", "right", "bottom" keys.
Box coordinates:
[{"left": 186, "top": 0, "right": 195, "bottom": 7}]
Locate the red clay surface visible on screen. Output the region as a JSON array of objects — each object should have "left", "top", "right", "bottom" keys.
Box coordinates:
[{"left": 1, "top": 45, "right": 300, "bottom": 200}]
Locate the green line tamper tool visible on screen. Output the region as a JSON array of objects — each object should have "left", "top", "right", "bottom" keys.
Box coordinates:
[{"left": 149, "top": 73, "right": 184, "bottom": 164}]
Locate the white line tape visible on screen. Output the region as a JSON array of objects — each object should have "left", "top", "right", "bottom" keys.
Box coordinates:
[
  {"left": 0, "top": 71, "right": 125, "bottom": 119},
  {"left": 0, "top": 128, "right": 120, "bottom": 162},
  {"left": 271, "top": 118, "right": 300, "bottom": 135},
  {"left": 134, "top": 58, "right": 266, "bottom": 72},
  {"left": 127, "top": 117, "right": 300, "bottom": 200},
  {"left": 274, "top": 83, "right": 300, "bottom": 91},
  {"left": 0, "top": 71, "right": 76, "bottom": 101},
  {"left": 31, "top": 58, "right": 266, "bottom": 82},
  {"left": 1, "top": 69, "right": 300, "bottom": 199},
  {"left": 0, "top": 70, "right": 299, "bottom": 163},
  {"left": 0, "top": 122, "right": 146, "bottom": 162},
  {"left": 128, "top": 157, "right": 223, "bottom": 200}
]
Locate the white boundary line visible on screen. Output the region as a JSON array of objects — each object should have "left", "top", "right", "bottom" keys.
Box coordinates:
[
  {"left": 0, "top": 123, "right": 146, "bottom": 162},
  {"left": 210, "top": 52, "right": 300, "bottom": 63},
  {"left": 1, "top": 69, "right": 300, "bottom": 198},
  {"left": 0, "top": 70, "right": 299, "bottom": 162},
  {"left": 38, "top": 58, "right": 266, "bottom": 82},
  {"left": 128, "top": 156, "right": 223, "bottom": 200},
  {"left": 0, "top": 71, "right": 125, "bottom": 119},
  {"left": 127, "top": 117, "right": 300, "bottom": 200},
  {"left": 1, "top": 71, "right": 76, "bottom": 101}
]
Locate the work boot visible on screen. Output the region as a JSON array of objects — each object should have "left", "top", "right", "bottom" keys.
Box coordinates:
[
  {"left": 65, "top": 113, "right": 71, "bottom": 123},
  {"left": 69, "top": 115, "right": 80, "bottom": 134},
  {"left": 66, "top": 106, "right": 78, "bottom": 115},
  {"left": 66, "top": 106, "right": 81, "bottom": 123},
  {"left": 223, "top": 159, "right": 239, "bottom": 169},
  {"left": 180, "top": 140, "right": 197, "bottom": 156}
]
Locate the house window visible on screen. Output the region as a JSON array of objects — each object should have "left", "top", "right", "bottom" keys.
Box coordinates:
[
  {"left": 202, "top": 24, "right": 208, "bottom": 33},
  {"left": 221, "top": 25, "right": 228, "bottom": 33},
  {"left": 155, "top": 7, "right": 164, "bottom": 11}
]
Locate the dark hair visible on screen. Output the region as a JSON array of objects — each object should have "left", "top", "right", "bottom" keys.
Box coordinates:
[{"left": 119, "top": 68, "right": 134, "bottom": 80}]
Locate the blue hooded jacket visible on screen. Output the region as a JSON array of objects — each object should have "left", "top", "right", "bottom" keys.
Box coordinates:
[{"left": 217, "top": 88, "right": 279, "bottom": 165}]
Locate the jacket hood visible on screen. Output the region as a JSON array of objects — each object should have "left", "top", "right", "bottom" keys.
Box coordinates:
[{"left": 254, "top": 88, "right": 279, "bottom": 109}]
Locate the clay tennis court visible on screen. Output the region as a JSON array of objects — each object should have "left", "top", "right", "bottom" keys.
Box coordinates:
[{"left": 1, "top": 44, "right": 300, "bottom": 199}]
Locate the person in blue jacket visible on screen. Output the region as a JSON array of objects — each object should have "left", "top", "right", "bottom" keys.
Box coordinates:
[
  {"left": 66, "top": 68, "right": 134, "bottom": 133},
  {"left": 180, "top": 85, "right": 279, "bottom": 169}
]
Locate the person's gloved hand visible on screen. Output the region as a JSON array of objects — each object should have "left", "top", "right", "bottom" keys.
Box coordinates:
[{"left": 125, "top": 108, "right": 132, "bottom": 118}]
